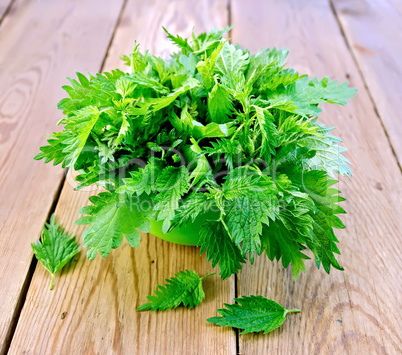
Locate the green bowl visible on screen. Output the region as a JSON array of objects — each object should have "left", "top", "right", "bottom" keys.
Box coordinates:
[{"left": 149, "top": 210, "right": 218, "bottom": 246}]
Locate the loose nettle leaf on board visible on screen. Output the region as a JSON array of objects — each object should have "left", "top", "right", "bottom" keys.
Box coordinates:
[
  {"left": 208, "top": 295, "right": 300, "bottom": 334},
  {"left": 31, "top": 215, "right": 80, "bottom": 290},
  {"left": 35, "top": 26, "right": 355, "bottom": 282},
  {"left": 137, "top": 270, "right": 214, "bottom": 311}
]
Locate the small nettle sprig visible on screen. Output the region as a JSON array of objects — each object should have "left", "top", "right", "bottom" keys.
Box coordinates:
[
  {"left": 31, "top": 215, "right": 80, "bottom": 290},
  {"left": 35, "top": 26, "right": 356, "bottom": 281}
]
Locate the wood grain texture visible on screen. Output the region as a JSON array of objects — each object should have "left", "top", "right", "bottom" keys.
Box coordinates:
[
  {"left": 0, "top": 0, "right": 13, "bottom": 22},
  {"left": 0, "top": 0, "right": 124, "bottom": 352},
  {"left": 232, "top": 0, "right": 402, "bottom": 354},
  {"left": 9, "top": 1, "right": 235, "bottom": 354},
  {"left": 106, "top": 0, "right": 230, "bottom": 73},
  {"left": 331, "top": 0, "right": 402, "bottom": 165}
]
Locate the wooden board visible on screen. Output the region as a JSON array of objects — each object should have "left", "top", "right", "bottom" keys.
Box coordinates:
[
  {"left": 0, "top": 0, "right": 13, "bottom": 22},
  {"left": 231, "top": 0, "right": 402, "bottom": 354},
  {"left": 0, "top": 0, "right": 124, "bottom": 352},
  {"left": 8, "top": 0, "right": 236, "bottom": 354},
  {"left": 331, "top": 0, "right": 402, "bottom": 165}
]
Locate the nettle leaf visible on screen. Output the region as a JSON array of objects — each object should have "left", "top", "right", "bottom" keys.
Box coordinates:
[
  {"left": 294, "top": 170, "right": 346, "bottom": 273},
  {"left": 222, "top": 172, "right": 279, "bottom": 262},
  {"left": 149, "top": 77, "right": 200, "bottom": 112},
  {"left": 116, "top": 113, "right": 130, "bottom": 146},
  {"left": 208, "top": 295, "right": 300, "bottom": 334},
  {"left": 163, "top": 27, "right": 194, "bottom": 54},
  {"left": 253, "top": 106, "right": 277, "bottom": 160},
  {"left": 138, "top": 270, "right": 213, "bottom": 311},
  {"left": 115, "top": 77, "right": 136, "bottom": 98},
  {"left": 76, "top": 192, "right": 151, "bottom": 260},
  {"left": 300, "top": 125, "right": 352, "bottom": 177},
  {"left": 31, "top": 214, "right": 80, "bottom": 290},
  {"left": 34, "top": 131, "right": 70, "bottom": 166},
  {"left": 261, "top": 221, "right": 310, "bottom": 280},
  {"left": 121, "top": 158, "right": 163, "bottom": 196},
  {"left": 171, "top": 193, "right": 212, "bottom": 229},
  {"left": 198, "top": 220, "right": 246, "bottom": 279},
  {"left": 154, "top": 166, "right": 190, "bottom": 233},
  {"left": 260, "top": 179, "right": 316, "bottom": 280},
  {"left": 196, "top": 41, "right": 225, "bottom": 89},
  {"left": 262, "top": 68, "right": 305, "bottom": 92},
  {"left": 192, "top": 121, "right": 233, "bottom": 140},
  {"left": 63, "top": 105, "right": 100, "bottom": 167},
  {"left": 208, "top": 82, "right": 233, "bottom": 123},
  {"left": 205, "top": 138, "right": 242, "bottom": 171},
  {"left": 266, "top": 76, "right": 357, "bottom": 116},
  {"left": 215, "top": 42, "right": 249, "bottom": 76},
  {"left": 128, "top": 71, "right": 168, "bottom": 93},
  {"left": 187, "top": 139, "right": 211, "bottom": 186}
]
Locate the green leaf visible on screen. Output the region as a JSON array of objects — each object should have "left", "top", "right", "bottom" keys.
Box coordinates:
[
  {"left": 171, "top": 193, "right": 213, "bottom": 229},
  {"left": 115, "top": 77, "right": 136, "bottom": 98},
  {"left": 187, "top": 138, "right": 211, "bottom": 186},
  {"left": 154, "top": 166, "right": 190, "bottom": 233},
  {"left": 163, "top": 27, "right": 194, "bottom": 53},
  {"left": 261, "top": 68, "right": 304, "bottom": 92},
  {"left": 31, "top": 214, "right": 80, "bottom": 290},
  {"left": 198, "top": 220, "right": 246, "bottom": 279},
  {"left": 260, "top": 177, "right": 316, "bottom": 280},
  {"left": 215, "top": 42, "right": 249, "bottom": 76},
  {"left": 204, "top": 139, "right": 242, "bottom": 171},
  {"left": 63, "top": 105, "right": 100, "bottom": 167},
  {"left": 294, "top": 170, "right": 346, "bottom": 273},
  {"left": 261, "top": 221, "right": 310, "bottom": 280},
  {"left": 149, "top": 78, "right": 200, "bottom": 111},
  {"left": 192, "top": 26, "right": 232, "bottom": 55},
  {"left": 208, "top": 83, "right": 233, "bottom": 123},
  {"left": 137, "top": 270, "right": 213, "bottom": 311},
  {"left": 253, "top": 106, "right": 277, "bottom": 160},
  {"left": 192, "top": 121, "right": 233, "bottom": 140},
  {"left": 208, "top": 295, "right": 300, "bottom": 334},
  {"left": 75, "top": 192, "right": 151, "bottom": 259},
  {"left": 121, "top": 158, "right": 163, "bottom": 196},
  {"left": 34, "top": 131, "right": 70, "bottom": 166},
  {"left": 128, "top": 72, "right": 168, "bottom": 93},
  {"left": 222, "top": 171, "right": 279, "bottom": 262},
  {"left": 299, "top": 125, "right": 352, "bottom": 177},
  {"left": 196, "top": 41, "right": 225, "bottom": 89},
  {"left": 116, "top": 113, "right": 130, "bottom": 146},
  {"left": 267, "top": 76, "right": 357, "bottom": 116}
]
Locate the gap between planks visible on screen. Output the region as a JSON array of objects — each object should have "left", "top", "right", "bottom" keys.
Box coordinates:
[
  {"left": 0, "top": 174, "right": 66, "bottom": 355},
  {"left": 328, "top": 0, "right": 402, "bottom": 173},
  {"left": 0, "top": 0, "right": 16, "bottom": 27}
]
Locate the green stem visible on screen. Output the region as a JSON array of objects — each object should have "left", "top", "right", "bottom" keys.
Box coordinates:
[
  {"left": 50, "top": 273, "right": 55, "bottom": 290},
  {"left": 285, "top": 309, "right": 301, "bottom": 315},
  {"left": 230, "top": 120, "right": 247, "bottom": 142},
  {"left": 201, "top": 273, "right": 215, "bottom": 280}
]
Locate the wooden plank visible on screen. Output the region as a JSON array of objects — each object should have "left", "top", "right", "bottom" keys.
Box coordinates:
[
  {"left": 0, "top": 0, "right": 124, "bottom": 352},
  {"left": 231, "top": 0, "right": 402, "bottom": 354},
  {"left": 9, "top": 1, "right": 235, "bottom": 354},
  {"left": 331, "top": 0, "right": 402, "bottom": 165}
]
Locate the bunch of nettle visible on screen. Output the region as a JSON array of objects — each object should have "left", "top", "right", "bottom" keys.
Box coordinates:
[{"left": 36, "top": 27, "right": 355, "bottom": 281}]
